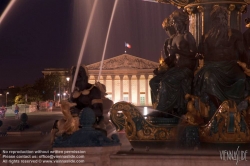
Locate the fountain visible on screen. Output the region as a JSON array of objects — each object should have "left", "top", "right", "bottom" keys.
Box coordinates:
[
  {"left": 0, "top": 0, "right": 17, "bottom": 26},
  {"left": 51, "top": 1, "right": 121, "bottom": 166},
  {"left": 71, "top": 0, "right": 98, "bottom": 93},
  {"left": 109, "top": 1, "right": 250, "bottom": 165},
  {"left": 98, "top": 0, "right": 119, "bottom": 82},
  {"left": 46, "top": 0, "right": 250, "bottom": 165}
]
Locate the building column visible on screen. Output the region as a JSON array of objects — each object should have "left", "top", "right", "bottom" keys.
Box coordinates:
[
  {"left": 94, "top": 75, "right": 98, "bottom": 83},
  {"left": 128, "top": 75, "right": 132, "bottom": 103},
  {"left": 136, "top": 75, "right": 140, "bottom": 106},
  {"left": 111, "top": 75, "right": 115, "bottom": 101},
  {"left": 102, "top": 75, "right": 107, "bottom": 85},
  {"left": 119, "top": 75, "right": 124, "bottom": 101},
  {"left": 145, "top": 74, "right": 149, "bottom": 106}
]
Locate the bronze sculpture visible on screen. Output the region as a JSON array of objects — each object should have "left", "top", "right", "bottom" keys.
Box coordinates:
[
  {"left": 70, "top": 65, "right": 103, "bottom": 125},
  {"left": 51, "top": 66, "right": 118, "bottom": 146},
  {"left": 149, "top": 16, "right": 176, "bottom": 107},
  {"left": 110, "top": 1, "right": 250, "bottom": 146},
  {"left": 194, "top": 6, "right": 248, "bottom": 118},
  {"left": 156, "top": 10, "right": 197, "bottom": 116},
  {"left": 50, "top": 101, "right": 78, "bottom": 145}
]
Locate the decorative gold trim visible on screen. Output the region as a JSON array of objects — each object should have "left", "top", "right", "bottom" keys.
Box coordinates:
[
  {"left": 110, "top": 99, "right": 250, "bottom": 143},
  {"left": 81, "top": 85, "right": 94, "bottom": 95},
  {"left": 91, "top": 99, "right": 103, "bottom": 105},
  {"left": 186, "top": 7, "right": 192, "bottom": 15},
  {"left": 156, "top": 0, "right": 189, "bottom": 8},
  {"left": 228, "top": 4, "right": 235, "bottom": 26},
  {"left": 199, "top": 100, "right": 250, "bottom": 143},
  {"left": 228, "top": 4, "right": 235, "bottom": 11},
  {"left": 197, "top": 6, "right": 204, "bottom": 36},
  {"left": 244, "top": 0, "right": 250, "bottom": 4},
  {"left": 246, "top": 23, "right": 250, "bottom": 28},
  {"left": 185, "top": 2, "right": 248, "bottom": 10},
  {"left": 237, "top": 61, "right": 250, "bottom": 76},
  {"left": 239, "top": 4, "right": 247, "bottom": 13},
  {"left": 110, "top": 102, "right": 177, "bottom": 141},
  {"left": 51, "top": 101, "right": 79, "bottom": 144},
  {"left": 197, "top": 5, "right": 204, "bottom": 12},
  {"left": 72, "top": 85, "right": 95, "bottom": 98}
]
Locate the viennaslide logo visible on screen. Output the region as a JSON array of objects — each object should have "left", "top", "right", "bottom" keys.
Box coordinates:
[{"left": 219, "top": 146, "right": 248, "bottom": 165}]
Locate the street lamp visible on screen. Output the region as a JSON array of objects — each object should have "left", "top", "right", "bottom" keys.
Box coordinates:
[
  {"left": 63, "top": 93, "right": 66, "bottom": 100},
  {"left": 6, "top": 92, "right": 9, "bottom": 107},
  {"left": 66, "top": 77, "right": 70, "bottom": 99},
  {"left": 66, "top": 77, "right": 70, "bottom": 91},
  {"left": 57, "top": 93, "right": 60, "bottom": 102}
]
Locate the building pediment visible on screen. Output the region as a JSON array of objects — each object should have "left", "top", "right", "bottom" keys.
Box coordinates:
[{"left": 86, "top": 54, "right": 159, "bottom": 70}]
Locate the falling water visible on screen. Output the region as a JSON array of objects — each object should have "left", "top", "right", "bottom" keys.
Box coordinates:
[
  {"left": 0, "top": 0, "right": 17, "bottom": 26},
  {"left": 97, "top": 0, "right": 119, "bottom": 82},
  {"left": 71, "top": 0, "right": 98, "bottom": 93}
]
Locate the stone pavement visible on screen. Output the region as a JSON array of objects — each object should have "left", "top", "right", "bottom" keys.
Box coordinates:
[
  {"left": 0, "top": 107, "right": 64, "bottom": 150},
  {"left": 0, "top": 107, "right": 250, "bottom": 166},
  {"left": 0, "top": 107, "right": 121, "bottom": 150},
  {"left": 0, "top": 107, "right": 125, "bottom": 166}
]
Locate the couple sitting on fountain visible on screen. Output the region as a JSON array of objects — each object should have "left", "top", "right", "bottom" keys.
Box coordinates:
[{"left": 151, "top": 6, "right": 250, "bottom": 121}]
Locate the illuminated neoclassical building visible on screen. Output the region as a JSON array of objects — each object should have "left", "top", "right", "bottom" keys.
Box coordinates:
[{"left": 42, "top": 54, "right": 158, "bottom": 106}]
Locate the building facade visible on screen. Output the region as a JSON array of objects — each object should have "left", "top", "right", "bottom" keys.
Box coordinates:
[{"left": 42, "top": 54, "right": 159, "bottom": 106}]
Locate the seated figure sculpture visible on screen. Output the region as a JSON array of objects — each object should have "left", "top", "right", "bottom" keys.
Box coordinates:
[
  {"left": 194, "top": 6, "right": 249, "bottom": 118},
  {"left": 150, "top": 16, "right": 176, "bottom": 107},
  {"left": 50, "top": 100, "right": 78, "bottom": 145},
  {"left": 70, "top": 65, "right": 104, "bottom": 125},
  {"left": 156, "top": 10, "right": 197, "bottom": 116},
  {"left": 51, "top": 66, "right": 111, "bottom": 145}
]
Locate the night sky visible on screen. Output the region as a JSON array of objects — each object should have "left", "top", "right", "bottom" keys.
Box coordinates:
[{"left": 0, "top": 0, "right": 249, "bottom": 89}]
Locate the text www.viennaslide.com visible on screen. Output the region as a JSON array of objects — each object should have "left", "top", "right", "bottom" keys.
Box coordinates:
[{"left": 2, "top": 159, "right": 85, "bottom": 164}]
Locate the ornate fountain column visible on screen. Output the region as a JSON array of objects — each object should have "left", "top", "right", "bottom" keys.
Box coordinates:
[{"left": 157, "top": 0, "right": 249, "bottom": 46}]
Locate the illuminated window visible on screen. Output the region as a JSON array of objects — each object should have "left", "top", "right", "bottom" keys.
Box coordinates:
[
  {"left": 140, "top": 96, "right": 145, "bottom": 106},
  {"left": 123, "top": 94, "right": 128, "bottom": 102},
  {"left": 123, "top": 97, "right": 128, "bottom": 101}
]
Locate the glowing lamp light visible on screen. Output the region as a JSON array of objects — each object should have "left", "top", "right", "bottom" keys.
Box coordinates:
[{"left": 143, "top": 107, "right": 148, "bottom": 116}]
